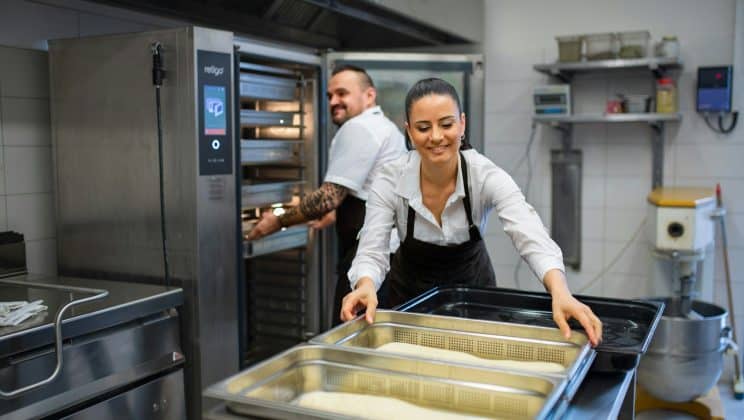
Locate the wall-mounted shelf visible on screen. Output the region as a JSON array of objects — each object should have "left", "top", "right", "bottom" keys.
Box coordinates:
[
  {"left": 534, "top": 113, "right": 682, "bottom": 125},
  {"left": 535, "top": 55, "right": 683, "bottom": 270},
  {"left": 534, "top": 57, "right": 683, "bottom": 81}
]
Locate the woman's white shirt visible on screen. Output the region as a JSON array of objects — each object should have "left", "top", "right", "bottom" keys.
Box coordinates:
[{"left": 347, "top": 149, "right": 565, "bottom": 291}]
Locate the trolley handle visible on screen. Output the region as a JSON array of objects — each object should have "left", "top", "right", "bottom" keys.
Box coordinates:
[{"left": 0, "top": 279, "right": 109, "bottom": 399}]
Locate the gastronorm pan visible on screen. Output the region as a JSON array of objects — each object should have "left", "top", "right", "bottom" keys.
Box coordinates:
[
  {"left": 239, "top": 72, "right": 297, "bottom": 101},
  {"left": 240, "top": 139, "right": 301, "bottom": 165},
  {"left": 240, "top": 110, "right": 297, "bottom": 127},
  {"left": 396, "top": 286, "right": 664, "bottom": 372},
  {"left": 243, "top": 225, "right": 308, "bottom": 258},
  {"left": 311, "top": 311, "right": 594, "bottom": 401},
  {"left": 204, "top": 344, "right": 568, "bottom": 420},
  {"left": 241, "top": 180, "right": 304, "bottom": 208}
]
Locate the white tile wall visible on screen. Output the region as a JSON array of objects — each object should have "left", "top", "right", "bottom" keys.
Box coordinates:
[
  {"left": 0, "top": 0, "right": 179, "bottom": 274},
  {"left": 483, "top": 0, "right": 743, "bottom": 313}
]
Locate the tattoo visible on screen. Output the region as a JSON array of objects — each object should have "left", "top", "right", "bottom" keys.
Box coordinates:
[{"left": 278, "top": 182, "right": 348, "bottom": 227}]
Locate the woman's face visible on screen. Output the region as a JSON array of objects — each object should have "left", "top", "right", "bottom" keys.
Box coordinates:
[{"left": 406, "top": 94, "right": 465, "bottom": 166}]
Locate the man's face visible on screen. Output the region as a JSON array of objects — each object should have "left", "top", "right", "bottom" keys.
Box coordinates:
[{"left": 327, "top": 70, "right": 374, "bottom": 126}]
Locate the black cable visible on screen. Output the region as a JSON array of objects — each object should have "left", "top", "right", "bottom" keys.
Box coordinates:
[
  {"left": 718, "top": 111, "right": 739, "bottom": 134},
  {"left": 703, "top": 112, "right": 739, "bottom": 134},
  {"left": 152, "top": 42, "right": 170, "bottom": 288}
]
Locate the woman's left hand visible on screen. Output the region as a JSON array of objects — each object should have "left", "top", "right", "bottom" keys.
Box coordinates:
[
  {"left": 551, "top": 291, "right": 602, "bottom": 347},
  {"left": 543, "top": 269, "right": 602, "bottom": 347}
]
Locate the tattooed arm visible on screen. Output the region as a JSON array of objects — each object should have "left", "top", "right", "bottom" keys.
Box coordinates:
[
  {"left": 246, "top": 183, "right": 348, "bottom": 240},
  {"left": 279, "top": 183, "right": 348, "bottom": 226}
]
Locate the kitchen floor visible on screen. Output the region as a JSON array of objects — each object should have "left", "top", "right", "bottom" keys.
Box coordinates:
[{"left": 636, "top": 381, "right": 743, "bottom": 419}]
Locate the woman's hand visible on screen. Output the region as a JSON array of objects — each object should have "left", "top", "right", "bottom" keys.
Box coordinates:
[
  {"left": 544, "top": 270, "right": 602, "bottom": 347},
  {"left": 340, "top": 277, "right": 378, "bottom": 324}
]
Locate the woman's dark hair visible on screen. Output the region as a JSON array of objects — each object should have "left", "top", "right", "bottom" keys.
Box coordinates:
[{"left": 403, "top": 78, "right": 471, "bottom": 150}]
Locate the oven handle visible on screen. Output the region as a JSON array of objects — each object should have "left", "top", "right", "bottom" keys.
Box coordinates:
[{"left": 0, "top": 279, "right": 109, "bottom": 399}]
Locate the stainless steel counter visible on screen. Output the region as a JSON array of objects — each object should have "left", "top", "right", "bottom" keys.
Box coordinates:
[{"left": 0, "top": 275, "right": 185, "bottom": 419}]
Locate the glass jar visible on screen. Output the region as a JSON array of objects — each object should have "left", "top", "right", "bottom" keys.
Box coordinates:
[
  {"left": 656, "top": 77, "right": 678, "bottom": 113},
  {"left": 657, "top": 36, "right": 680, "bottom": 58}
]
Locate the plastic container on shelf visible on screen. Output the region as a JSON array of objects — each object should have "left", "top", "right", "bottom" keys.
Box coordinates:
[
  {"left": 556, "top": 35, "right": 584, "bottom": 62},
  {"left": 618, "top": 30, "right": 651, "bottom": 59},
  {"left": 585, "top": 33, "right": 617, "bottom": 60},
  {"left": 656, "top": 36, "right": 680, "bottom": 58},
  {"left": 656, "top": 77, "right": 678, "bottom": 113}
]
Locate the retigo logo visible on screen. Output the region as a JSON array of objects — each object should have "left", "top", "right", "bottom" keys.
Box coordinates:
[{"left": 204, "top": 65, "right": 224, "bottom": 77}]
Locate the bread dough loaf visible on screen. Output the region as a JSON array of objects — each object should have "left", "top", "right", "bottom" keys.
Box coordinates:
[
  {"left": 295, "top": 391, "right": 492, "bottom": 419},
  {"left": 375, "top": 342, "right": 565, "bottom": 374}
]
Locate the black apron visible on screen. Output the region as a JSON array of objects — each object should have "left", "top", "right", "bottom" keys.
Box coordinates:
[
  {"left": 388, "top": 152, "right": 496, "bottom": 308},
  {"left": 332, "top": 195, "right": 365, "bottom": 326}
]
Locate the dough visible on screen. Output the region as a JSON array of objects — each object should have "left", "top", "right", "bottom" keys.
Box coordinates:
[
  {"left": 375, "top": 342, "right": 565, "bottom": 374},
  {"left": 294, "top": 391, "right": 493, "bottom": 420}
]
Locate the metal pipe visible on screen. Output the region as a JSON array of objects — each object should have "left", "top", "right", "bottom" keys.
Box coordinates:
[{"left": 0, "top": 279, "right": 108, "bottom": 399}]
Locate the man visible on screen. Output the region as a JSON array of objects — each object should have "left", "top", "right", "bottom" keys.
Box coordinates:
[{"left": 247, "top": 65, "right": 406, "bottom": 325}]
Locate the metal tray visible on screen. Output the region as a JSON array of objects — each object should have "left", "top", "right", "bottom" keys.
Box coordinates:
[
  {"left": 204, "top": 344, "right": 568, "bottom": 420},
  {"left": 311, "top": 311, "right": 594, "bottom": 401},
  {"left": 240, "top": 140, "right": 301, "bottom": 165},
  {"left": 243, "top": 226, "right": 308, "bottom": 258},
  {"left": 397, "top": 286, "right": 664, "bottom": 372},
  {"left": 239, "top": 72, "right": 297, "bottom": 101},
  {"left": 241, "top": 180, "right": 304, "bottom": 208},
  {"left": 240, "top": 110, "right": 297, "bottom": 127}
]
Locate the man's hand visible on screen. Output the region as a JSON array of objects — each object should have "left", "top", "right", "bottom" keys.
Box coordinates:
[
  {"left": 308, "top": 210, "right": 336, "bottom": 230},
  {"left": 246, "top": 211, "right": 281, "bottom": 241}
]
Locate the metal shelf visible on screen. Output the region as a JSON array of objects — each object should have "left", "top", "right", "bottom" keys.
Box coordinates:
[
  {"left": 534, "top": 57, "right": 683, "bottom": 80},
  {"left": 533, "top": 113, "right": 682, "bottom": 125}
]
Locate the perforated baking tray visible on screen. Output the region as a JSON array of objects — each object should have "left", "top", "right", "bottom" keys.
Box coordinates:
[
  {"left": 397, "top": 286, "right": 663, "bottom": 372},
  {"left": 204, "top": 344, "right": 568, "bottom": 420},
  {"left": 311, "top": 311, "right": 593, "bottom": 402}
]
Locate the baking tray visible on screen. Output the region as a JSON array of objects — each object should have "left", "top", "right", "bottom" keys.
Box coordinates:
[
  {"left": 243, "top": 226, "right": 308, "bottom": 258},
  {"left": 396, "top": 286, "right": 664, "bottom": 372},
  {"left": 204, "top": 344, "right": 568, "bottom": 420},
  {"left": 240, "top": 110, "right": 297, "bottom": 127},
  {"left": 241, "top": 180, "right": 304, "bottom": 208},
  {"left": 311, "top": 310, "right": 594, "bottom": 401},
  {"left": 240, "top": 139, "right": 301, "bottom": 165},
  {"left": 239, "top": 72, "right": 297, "bottom": 101}
]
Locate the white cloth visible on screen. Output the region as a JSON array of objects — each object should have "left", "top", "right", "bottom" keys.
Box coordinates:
[
  {"left": 0, "top": 300, "right": 47, "bottom": 327},
  {"left": 324, "top": 106, "right": 407, "bottom": 201},
  {"left": 348, "top": 149, "right": 565, "bottom": 290}
]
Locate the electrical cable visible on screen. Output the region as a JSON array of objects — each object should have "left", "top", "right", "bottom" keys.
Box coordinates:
[
  {"left": 152, "top": 42, "right": 170, "bottom": 288},
  {"left": 511, "top": 121, "right": 538, "bottom": 288},
  {"left": 703, "top": 112, "right": 739, "bottom": 134},
  {"left": 718, "top": 111, "right": 738, "bottom": 133},
  {"left": 576, "top": 217, "right": 647, "bottom": 294}
]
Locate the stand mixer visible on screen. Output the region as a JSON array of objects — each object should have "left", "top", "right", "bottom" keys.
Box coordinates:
[{"left": 638, "top": 187, "right": 737, "bottom": 403}]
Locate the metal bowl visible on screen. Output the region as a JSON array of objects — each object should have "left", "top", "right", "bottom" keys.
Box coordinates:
[{"left": 637, "top": 298, "right": 729, "bottom": 402}]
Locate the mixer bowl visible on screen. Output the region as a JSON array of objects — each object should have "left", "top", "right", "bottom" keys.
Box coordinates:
[{"left": 637, "top": 298, "right": 729, "bottom": 402}]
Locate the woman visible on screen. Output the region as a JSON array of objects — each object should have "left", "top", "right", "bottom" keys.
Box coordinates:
[{"left": 341, "top": 78, "right": 602, "bottom": 346}]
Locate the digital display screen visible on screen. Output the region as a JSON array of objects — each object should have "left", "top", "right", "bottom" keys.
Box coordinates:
[
  {"left": 204, "top": 85, "right": 226, "bottom": 135},
  {"left": 535, "top": 94, "right": 566, "bottom": 105}
]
